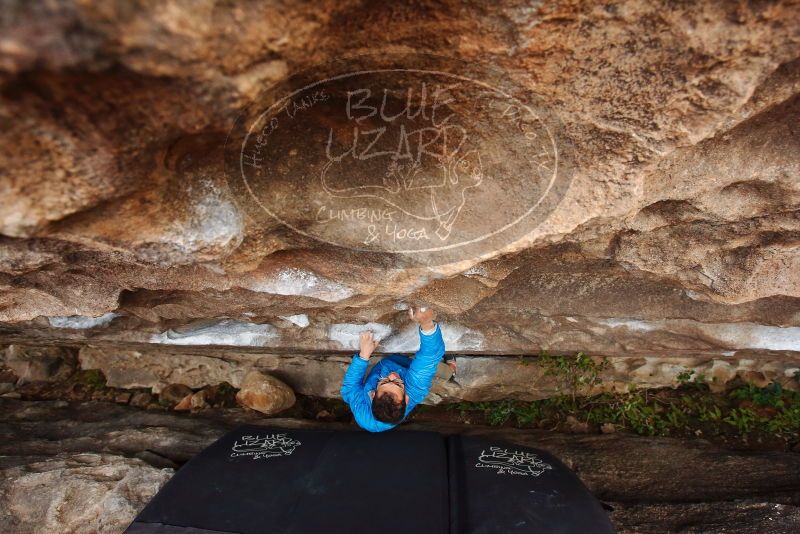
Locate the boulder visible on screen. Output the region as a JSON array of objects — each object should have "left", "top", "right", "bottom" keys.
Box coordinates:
[
  {"left": 190, "top": 388, "right": 211, "bottom": 410},
  {"left": 4, "top": 345, "right": 75, "bottom": 383},
  {"left": 0, "top": 453, "right": 172, "bottom": 534},
  {"left": 159, "top": 383, "right": 193, "bottom": 405},
  {"left": 235, "top": 370, "right": 296, "bottom": 415},
  {"left": 78, "top": 346, "right": 247, "bottom": 393},
  {"left": 173, "top": 394, "right": 192, "bottom": 411},
  {"left": 129, "top": 391, "right": 153, "bottom": 408}
]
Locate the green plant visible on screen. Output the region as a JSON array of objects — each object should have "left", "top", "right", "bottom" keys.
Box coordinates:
[
  {"left": 447, "top": 363, "right": 800, "bottom": 440},
  {"left": 217, "top": 381, "right": 237, "bottom": 396},
  {"left": 698, "top": 404, "right": 722, "bottom": 422},
  {"left": 665, "top": 404, "right": 688, "bottom": 430},
  {"left": 723, "top": 408, "right": 758, "bottom": 434},
  {"left": 675, "top": 368, "right": 709, "bottom": 391},
  {"left": 676, "top": 369, "right": 695, "bottom": 386},
  {"left": 485, "top": 400, "right": 515, "bottom": 426},
  {"left": 511, "top": 402, "right": 544, "bottom": 426},
  {"left": 449, "top": 400, "right": 546, "bottom": 427},
  {"left": 539, "top": 352, "right": 608, "bottom": 406},
  {"left": 766, "top": 406, "right": 800, "bottom": 434},
  {"left": 617, "top": 392, "right": 667, "bottom": 436},
  {"left": 451, "top": 401, "right": 489, "bottom": 414},
  {"left": 76, "top": 369, "right": 107, "bottom": 389},
  {"left": 730, "top": 383, "right": 785, "bottom": 408}
]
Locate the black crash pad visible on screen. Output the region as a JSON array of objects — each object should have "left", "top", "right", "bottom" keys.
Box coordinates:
[{"left": 127, "top": 425, "right": 614, "bottom": 534}]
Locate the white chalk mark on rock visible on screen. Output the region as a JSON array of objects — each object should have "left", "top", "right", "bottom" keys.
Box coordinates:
[
  {"left": 150, "top": 319, "right": 278, "bottom": 346},
  {"left": 279, "top": 314, "right": 310, "bottom": 328},
  {"left": 47, "top": 312, "right": 120, "bottom": 329},
  {"left": 328, "top": 322, "right": 393, "bottom": 349},
  {"left": 381, "top": 322, "right": 485, "bottom": 352},
  {"left": 597, "top": 318, "right": 800, "bottom": 352},
  {"left": 248, "top": 268, "right": 354, "bottom": 302}
]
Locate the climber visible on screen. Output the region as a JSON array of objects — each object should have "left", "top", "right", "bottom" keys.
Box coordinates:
[{"left": 340, "top": 305, "right": 455, "bottom": 432}]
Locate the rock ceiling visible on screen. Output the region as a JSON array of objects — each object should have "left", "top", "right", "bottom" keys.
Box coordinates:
[{"left": 0, "top": 0, "right": 798, "bottom": 360}]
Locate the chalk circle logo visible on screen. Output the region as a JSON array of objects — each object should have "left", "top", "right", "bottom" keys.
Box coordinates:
[
  {"left": 475, "top": 446, "right": 553, "bottom": 477},
  {"left": 225, "top": 53, "right": 574, "bottom": 267},
  {"left": 230, "top": 433, "right": 301, "bottom": 460}
]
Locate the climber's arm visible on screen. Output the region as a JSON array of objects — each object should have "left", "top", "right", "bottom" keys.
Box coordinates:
[
  {"left": 340, "top": 354, "right": 369, "bottom": 406},
  {"left": 340, "top": 331, "right": 394, "bottom": 432},
  {"left": 404, "top": 321, "right": 446, "bottom": 406}
]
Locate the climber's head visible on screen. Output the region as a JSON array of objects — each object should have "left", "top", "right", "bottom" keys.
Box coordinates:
[{"left": 372, "top": 372, "right": 408, "bottom": 424}]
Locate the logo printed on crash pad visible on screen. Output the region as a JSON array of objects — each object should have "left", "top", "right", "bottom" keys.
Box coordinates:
[
  {"left": 230, "top": 433, "right": 302, "bottom": 460},
  {"left": 475, "top": 447, "right": 553, "bottom": 476}
]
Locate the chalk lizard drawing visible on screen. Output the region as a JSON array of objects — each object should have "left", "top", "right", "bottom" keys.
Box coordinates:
[{"left": 320, "top": 147, "right": 485, "bottom": 241}]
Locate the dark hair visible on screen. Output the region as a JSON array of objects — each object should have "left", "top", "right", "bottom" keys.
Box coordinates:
[{"left": 372, "top": 392, "right": 406, "bottom": 424}]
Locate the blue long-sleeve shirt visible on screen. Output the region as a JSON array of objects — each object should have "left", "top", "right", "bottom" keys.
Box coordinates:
[{"left": 340, "top": 323, "right": 446, "bottom": 432}]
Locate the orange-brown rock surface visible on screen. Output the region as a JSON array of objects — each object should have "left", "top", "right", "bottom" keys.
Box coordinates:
[{"left": 0, "top": 0, "right": 799, "bottom": 365}]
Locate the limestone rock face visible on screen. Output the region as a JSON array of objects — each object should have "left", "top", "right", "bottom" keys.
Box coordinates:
[
  {"left": 64, "top": 342, "right": 800, "bottom": 402},
  {"left": 4, "top": 345, "right": 76, "bottom": 383},
  {"left": 0, "top": 0, "right": 798, "bottom": 365},
  {"left": 236, "top": 369, "right": 296, "bottom": 415},
  {"left": 0, "top": 453, "right": 172, "bottom": 534}
]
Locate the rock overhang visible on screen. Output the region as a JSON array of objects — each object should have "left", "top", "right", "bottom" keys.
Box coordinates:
[{"left": 0, "top": 0, "right": 797, "bottom": 370}]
